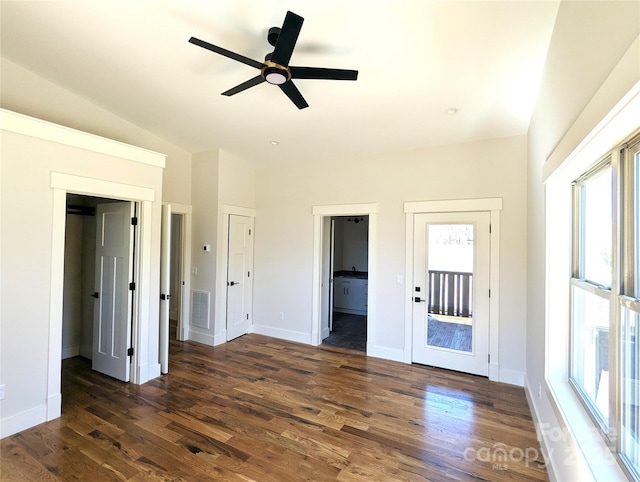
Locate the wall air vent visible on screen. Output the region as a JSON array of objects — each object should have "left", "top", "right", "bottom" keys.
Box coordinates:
[{"left": 191, "top": 290, "right": 210, "bottom": 329}]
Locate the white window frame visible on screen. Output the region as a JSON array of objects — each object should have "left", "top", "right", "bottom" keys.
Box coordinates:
[{"left": 569, "top": 157, "right": 615, "bottom": 433}]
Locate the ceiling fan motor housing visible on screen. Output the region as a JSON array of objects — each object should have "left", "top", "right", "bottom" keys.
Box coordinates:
[{"left": 267, "top": 27, "right": 281, "bottom": 47}]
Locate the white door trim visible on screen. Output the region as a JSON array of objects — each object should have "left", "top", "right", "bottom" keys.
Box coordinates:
[
  {"left": 404, "top": 198, "right": 501, "bottom": 381},
  {"left": 311, "top": 203, "right": 379, "bottom": 352},
  {"left": 48, "top": 172, "right": 154, "bottom": 420}
]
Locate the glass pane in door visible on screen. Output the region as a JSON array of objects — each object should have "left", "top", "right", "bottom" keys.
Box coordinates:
[{"left": 426, "top": 224, "right": 474, "bottom": 352}]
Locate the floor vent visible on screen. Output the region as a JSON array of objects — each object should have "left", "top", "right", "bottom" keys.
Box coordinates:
[{"left": 191, "top": 290, "right": 210, "bottom": 329}]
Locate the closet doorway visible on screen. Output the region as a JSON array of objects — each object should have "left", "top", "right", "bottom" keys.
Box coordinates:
[{"left": 62, "top": 194, "right": 137, "bottom": 382}]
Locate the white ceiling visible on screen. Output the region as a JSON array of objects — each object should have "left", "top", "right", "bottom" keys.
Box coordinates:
[{"left": 1, "top": 1, "right": 560, "bottom": 166}]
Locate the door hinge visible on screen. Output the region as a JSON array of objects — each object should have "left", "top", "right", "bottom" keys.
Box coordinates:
[
  {"left": 246, "top": 314, "right": 249, "bottom": 320},
  {"left": 128, "top": 347, "right": 134, "bottom": 357},
  {"left": 131, "top": 217, "right": 138, "bottom": 226},
  {"left": 247, "top": 271, "right": 250, "bottom": 278},
  {"left": 249, "top": 229, "right": 252, "bottom": 235},
  {"left": 488, "top": 354, "right": 490, "bottom": 363},
  {"left": 488, "top": 289, "right": 491, "bottom": 298},
  {"left": 129, "top": 282, "right": 136, "bottom": 291},
  {"left": 489, "top": 224, "right": 492, "bottom": 234}
]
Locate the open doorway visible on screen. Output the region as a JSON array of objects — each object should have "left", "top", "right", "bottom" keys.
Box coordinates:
[
  {"left": 322, "top": 215, "right": 369, "bottom": 352},
  {"left": 62, "top": 193, "right": 137, "bottom": 382},
  {"left": 169, "top": 213, "right": 183, "bottom": 341},
  {"left": 160, "top": 204, "right": 192, "bottom": 373}
]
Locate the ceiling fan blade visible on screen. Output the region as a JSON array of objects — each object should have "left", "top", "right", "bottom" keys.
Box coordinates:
[
  {"left": 279, "top": 81, "right": 309, "bottom": 109},
  {"left": 290, "top": 66, "right": 359, "bottom": 81},
  {"left": 271, "top": 11, "right": 304, "bottom": 66},
  {"left": 221, "top": 76, "right": 266, "bottom": 96},
  {"left": 189, "top": 37, "right": 263, "bottom": 70}
]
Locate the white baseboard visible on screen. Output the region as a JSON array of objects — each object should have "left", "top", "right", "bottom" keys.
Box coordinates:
[
  {"left": 499, "top": 368, "right": 525, "bottom": 386},
  {"left": 1, "top": 404, "right": 47, "bottom": 439},
  {"left": 251, "top": 324, "right": 311, "bottom": 345},
  {"left": 368, "top": 343, "right": 405, "bottom": 363},
  {"left": 188, "top": 330, "right": 216, "bottom": 346},
  {"left": 61, "top": 344, "right": 79, "bottom": 359},
  {"left": 47, "top": 393, "right": 62, "bottom": 421},
  {"left": 524, "top": 377, "right": 559, "bottom": 482}
]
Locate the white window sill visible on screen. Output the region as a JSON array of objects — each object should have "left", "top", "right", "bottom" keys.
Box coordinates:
[{"left": 546, "top": 378, "right": 628, "bottom": 481}]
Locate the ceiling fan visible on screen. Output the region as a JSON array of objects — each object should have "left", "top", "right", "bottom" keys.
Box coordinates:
[{"left": 189, "top": 11, "right": 358, "bottom": 109}]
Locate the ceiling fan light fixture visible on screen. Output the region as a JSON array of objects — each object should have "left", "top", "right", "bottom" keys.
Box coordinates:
[
  {"left": 262, "top": 62, "right": 291, "bottom": 85},
  {"left": 265, "top": 71, "right": 287, "bottom": 85}
]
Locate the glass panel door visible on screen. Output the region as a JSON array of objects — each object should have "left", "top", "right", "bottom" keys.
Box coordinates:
[{"left": 412, "top": 211, "right": 490, "bottom": 376}]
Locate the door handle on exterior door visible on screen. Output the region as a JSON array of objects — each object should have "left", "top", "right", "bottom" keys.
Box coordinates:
[{"left": 228, "top": 281, "right": 239, "bottom": 286}]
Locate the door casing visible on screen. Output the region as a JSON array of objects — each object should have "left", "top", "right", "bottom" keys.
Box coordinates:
[
  {"left": 404, "top": 198, "right": 502, "bottom": 381},
  {"left": 49, "top": 172, "right": 156, "bottom": 421},
  {"left": 312, "top": 203, "right": 379, "bottom": 351},
  {"left": 218, "top": 205, "right": 256, "bottom": 343},
  {"left": 168, "top": 203, "right": 193, "bottom": 342}
]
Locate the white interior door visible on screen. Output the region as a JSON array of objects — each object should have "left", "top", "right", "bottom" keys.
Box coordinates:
[
  {"left": 92, "top": 202, "right": 135, "bottom": 381},
  {"left": 159, "top": 204, "right": 171, "bottom": 374},
  {"left": 412, "top": 211, "right": 490, "bottom": 376},
  {"left": 226, "top": 214, "right": 254, "bottom": 341}
]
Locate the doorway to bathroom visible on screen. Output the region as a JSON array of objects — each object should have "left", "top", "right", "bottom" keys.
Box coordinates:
[{"left": 323, "top": 215, "right": 369, "bottom": 351}]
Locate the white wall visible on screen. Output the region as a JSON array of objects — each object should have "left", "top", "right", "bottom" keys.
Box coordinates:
[
  {"left": 526, "top": 1, "right": 640, "bottom": 479},
  {"left": 334, "top": 216, "right": 369, "bottom": 272},
  {"left": 213, "top": 150, "right": 257, "bottom": 342},
  {"left": 0, "top": 58, "right": 192, "bottom": 206},
  {"left": 189, "top": 148, "right": 257, "bottom": 345},
  {"left": 253, "top": 135, "right": 528, "bottom": 375},
  {"left": 0, "top": 121, "right": 164, "bottom": 437},
  {"left": 190, "top": 150, "right": 220, "bottom": 345},
  {"left": 62, "top": 214, "right": 83, "bottom": 359}
]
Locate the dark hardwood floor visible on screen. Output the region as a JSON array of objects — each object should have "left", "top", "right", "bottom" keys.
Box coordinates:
[{"left": 1, "top": 335, "right": 548, "bottom": 481}]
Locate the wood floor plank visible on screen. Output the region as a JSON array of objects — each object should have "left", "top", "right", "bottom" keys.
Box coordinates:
[{"left": 1, "top": 334, "right": 548, "bottom": 481}]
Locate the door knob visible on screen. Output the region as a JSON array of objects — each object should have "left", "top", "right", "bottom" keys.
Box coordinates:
[
  {"left": 228, "top": 281, "right": 239, "bottom": 286},
  {"left": 91, "top": 292, "right": 99, "bottom": 299}
]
